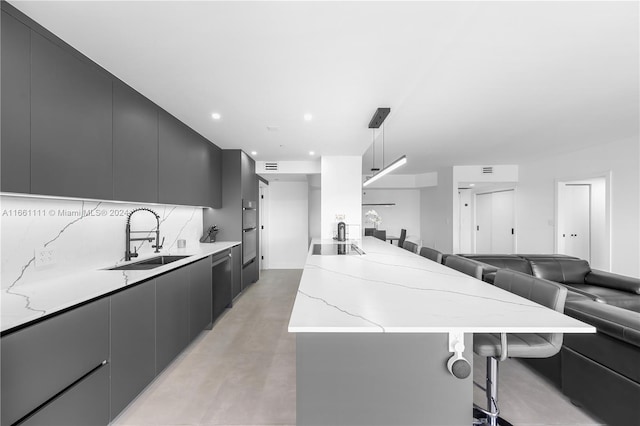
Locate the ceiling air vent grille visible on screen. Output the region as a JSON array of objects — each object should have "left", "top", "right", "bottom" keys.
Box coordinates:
[
  {"left": 264, "top": 162, "right": 279, "bottom": 171},
  {"left": 481, "top": 166, "right": 494, "bottom": 174}
]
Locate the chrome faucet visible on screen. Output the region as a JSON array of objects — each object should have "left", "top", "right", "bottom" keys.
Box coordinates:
[{"left": 125, "top": 208, "right": 164, "bottom": 261}]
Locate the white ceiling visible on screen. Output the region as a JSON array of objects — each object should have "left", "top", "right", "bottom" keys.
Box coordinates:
[{"left": 10, "top": 1, "right": 639, "bottom": 175}]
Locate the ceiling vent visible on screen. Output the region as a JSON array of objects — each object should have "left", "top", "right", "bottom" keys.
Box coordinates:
[
  {"left": 482, "top": 166, "right": 494, "bottom": 174},
  {"left": 264, "top": 162, "right": 279, "bottom": 171}
]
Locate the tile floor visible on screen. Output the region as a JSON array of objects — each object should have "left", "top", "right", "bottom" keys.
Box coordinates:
[{"left": 113, "top": 269, "right": 604, "bottom": 426}]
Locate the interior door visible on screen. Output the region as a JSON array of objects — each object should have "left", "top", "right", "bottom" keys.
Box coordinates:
[
  {"left": 475, "top": 190, "right": 515, "bottom": 254},
  {"left": 458, "top": 190, "right": 473, "bottom": 253},
  {"left": 491, "top": 190, "right": 515, "bottom": 253},
  {"left": 559, "top": 184, "right": 591, "bottom": 261},
  {"left": 475, "top": 193, "right": 492, "bottom": 253}
]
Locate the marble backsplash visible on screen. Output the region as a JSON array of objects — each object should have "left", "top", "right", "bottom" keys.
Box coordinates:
[{"left": 1, "top": 195, "right": 203, "bottom": 289}]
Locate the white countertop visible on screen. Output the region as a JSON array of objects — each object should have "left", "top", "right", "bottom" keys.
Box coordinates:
[
  {"left": 288, "top": 237, "right": 595, "bottom": 334},
  {"left": 1, "top": 242, "right": 240, "bottom": 333}
]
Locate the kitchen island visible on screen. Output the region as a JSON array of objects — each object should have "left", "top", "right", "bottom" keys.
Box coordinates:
[{"left": 288, "top": 237, "right": 594, "bottom": 425}]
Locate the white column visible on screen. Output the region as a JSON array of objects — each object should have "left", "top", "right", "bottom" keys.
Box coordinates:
[{"left": 320, "top": 156, "right": 362, "bottom": 240}]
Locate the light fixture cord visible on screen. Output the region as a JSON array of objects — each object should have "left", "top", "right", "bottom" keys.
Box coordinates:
[
  {"left": 382, "top": 123, "right": 385, "bottom": 168},
  {"left": 372, "top": 129, "right": 376, "bottom": 171}
]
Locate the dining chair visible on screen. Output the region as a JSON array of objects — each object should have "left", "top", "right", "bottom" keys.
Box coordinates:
[
  {"left": 364, "top": 228, "right": 375, "bottom": 236},
  {"left": 397, "top": 229, "right": 407, "bottom": 247}
]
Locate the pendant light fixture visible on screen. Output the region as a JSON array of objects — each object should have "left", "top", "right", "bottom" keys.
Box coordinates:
[{"left": 363, "top": 107, "right": 407, "bottom": 187}]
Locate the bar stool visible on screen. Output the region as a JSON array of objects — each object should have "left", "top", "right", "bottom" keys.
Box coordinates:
[
  {"left": 445, "top": 255, "right": 484, "bottom": 280},
  {"left": 402, "top": 240, "right": 418, "bottom": 254},
  {"left": 419, "top": 246, "right": 443, "bottom": 263},
  {"left": 473, "top": 269, "right": 568, "bottom": 426}
]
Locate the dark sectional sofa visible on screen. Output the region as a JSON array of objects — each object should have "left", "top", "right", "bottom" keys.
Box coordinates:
[{"left": 458, "top": 254, "right": 640, "bottom": 426}]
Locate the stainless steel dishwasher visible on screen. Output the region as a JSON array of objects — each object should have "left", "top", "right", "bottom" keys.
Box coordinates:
[{"left": 211, "top": 249, "right": 232, "bottom": 323}]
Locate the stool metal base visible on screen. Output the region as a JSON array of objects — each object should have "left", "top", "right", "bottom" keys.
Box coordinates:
[{"left": 473, "top": 408, "right": 515, "bottom": 426}]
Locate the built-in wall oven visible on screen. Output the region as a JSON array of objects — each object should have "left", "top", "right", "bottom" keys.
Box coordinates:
[{"left": 242, "top": 200, "right": 257, "bottom": 266}]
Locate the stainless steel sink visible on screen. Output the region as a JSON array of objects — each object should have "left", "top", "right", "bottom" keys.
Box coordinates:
[{"left": 108, "top": 255, "right": 190, "bottom": 270}]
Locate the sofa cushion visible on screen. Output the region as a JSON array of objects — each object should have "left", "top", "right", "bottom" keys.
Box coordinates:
[
  {"left": 586, "top": 269, "right": 640, "bottom": 295},
  {"left": 527, "top": 258, "right": 591, "bottom": 284},
  {"left": 565, "top": 283, "right": 640, "bottom": 312},
  {"left": 564, "top": 299, "right": 640, "bottom": 348}
]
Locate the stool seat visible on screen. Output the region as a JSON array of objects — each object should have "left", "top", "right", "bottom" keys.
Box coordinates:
[{"left": 474, "top": 333, "right": 562, "bottom": 359}]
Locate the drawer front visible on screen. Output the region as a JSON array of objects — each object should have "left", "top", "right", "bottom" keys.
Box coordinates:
[
  {"left": 20, "top": 364, "right": 109, "bottom": 426},
  {"left": 1, "top": 298, "right": 109, "bottom": 425}
]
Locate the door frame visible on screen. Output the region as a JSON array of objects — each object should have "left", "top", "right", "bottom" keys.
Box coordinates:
[{"left": 554, "top": 171, "right": 611, "bottom": 269}]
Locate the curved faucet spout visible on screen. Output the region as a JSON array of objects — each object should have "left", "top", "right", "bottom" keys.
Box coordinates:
[{"left": 125, "top": 208, "right": 162, "bottom": 261}]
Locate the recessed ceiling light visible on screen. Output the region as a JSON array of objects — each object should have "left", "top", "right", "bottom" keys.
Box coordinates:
[
  {"left": 211, "top": 113, "right": 221, "bottom": 120},
  {"left": 251, "top": 151, "right": 257, "bottom": 156},
  {"left": 469, "top": 183, "right": 476, "bottom": 187},
  {"left": 309, "top": 151, "right": 315, "bottom": 156},
  {"left": 304, "top": 113, "right": 313, "bottom": 121}
]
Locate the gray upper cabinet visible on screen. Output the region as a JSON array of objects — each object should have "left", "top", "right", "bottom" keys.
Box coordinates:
[
  {"left": 1, "top": 11, "right": 31, "bottom": 193},
  {"left": 240, "top": 150, "right": 257, "bottom": 203},
  {"left": 159, "top": 112, "right": 194, "bottom": 206},
  {"left": 159, "top": 112, "right": 220, "bottom": 207},
  {"left": 110, "top": 279, "right": 156, "bottom": 421},
  {"left": 30, "top": 31, "right": 113, "bottom": 200},
  {"left": 2, "top": 3, "right": 222, "bottom": 206},
  {"left": 207, "top": 140, "right": 223, "bottom": 208},
  {"left": 113, "top": 82, "right": 159, "bottom": 203}
]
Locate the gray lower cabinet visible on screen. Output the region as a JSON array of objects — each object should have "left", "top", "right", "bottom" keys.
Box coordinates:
[
  {"left": 110, "top": 279, "right": 156, "bottom": 421},
  {"left": 20, "top": 365, "right": 109, "bottom": 426},
  {"left": 231, "top": 245, "right": 242, "bottom": 299},
  {"left": 1, "top": 10, "right": 31, "bottom": 193},
  {"left": 30, "top": 31, "right": 113, "bottom": 200},
  {"left": 0, "top": 298, "right": 110, "bottom": 426},
  {"left": 189, "top": 257, "right": 213, "bottom": 341},
  {"left": 212, "top": 250, "right": 232, "bottom": 322},
  {"left": 0, "top": 255, "right": 229, "bottom": 426},
  {"left": 156, "top": 267, "right": 190, "bottom": 373}
]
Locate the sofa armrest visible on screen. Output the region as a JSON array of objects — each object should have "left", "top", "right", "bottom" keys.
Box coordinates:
[
  {"left": 564, "top": 299, "right": 640, "bottom": 348},
  {"left": 585, "top": 270, "right": 640, "bottom": 295}
]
